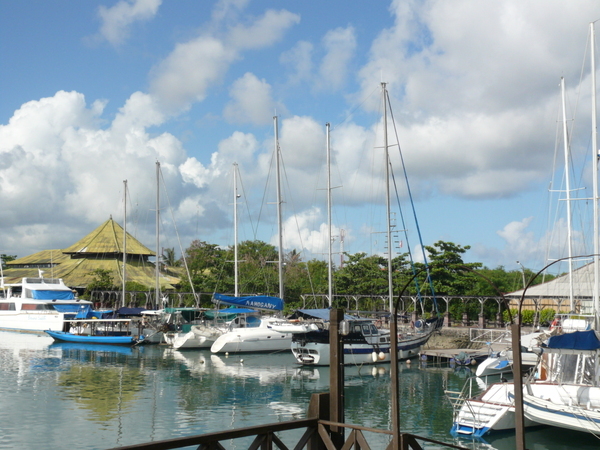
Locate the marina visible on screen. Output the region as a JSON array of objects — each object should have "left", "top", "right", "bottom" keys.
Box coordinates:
[{"left": 2, "top": 330, "right": 600, "bottom": 449}]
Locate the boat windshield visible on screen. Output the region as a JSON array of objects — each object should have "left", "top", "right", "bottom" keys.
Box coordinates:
[{"left": 21, "top": 303, "right": 56, "bottom": 311}]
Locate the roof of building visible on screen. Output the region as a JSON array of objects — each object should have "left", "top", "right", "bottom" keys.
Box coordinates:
[
  {"left": 505, "top": 262, "right": 595, "bottom": 299},
  {"left": 2, "top": 218, "right": 179, "bottom": 289},
  {"left": 62, "top": 218, "right": 155, "bottom": 256}
]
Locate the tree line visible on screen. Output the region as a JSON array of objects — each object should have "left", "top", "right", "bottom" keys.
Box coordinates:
[{"left": 172, "top": 239, "right": 551, "bottom": 321}]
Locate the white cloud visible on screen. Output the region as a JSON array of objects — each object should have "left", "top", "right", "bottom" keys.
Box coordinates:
[
  {"left": 226, "top": 9, "right": 300, "bottom": 50},
  {"left": 223, "top": 73, "right": 279, "bottom": 125},
  {"left": 280, "top": 41, "right": 314, "bottom": 85},
  {"left": 98, "top": 0, "right": 161, "bottom": 46},
  {"left": 149, "top": 36, "right": 236, "bottom": 113},
  {"left": 317, "top": 26, "right": 356, "bottom": 91}
]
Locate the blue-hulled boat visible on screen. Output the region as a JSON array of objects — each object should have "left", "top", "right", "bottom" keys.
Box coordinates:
[
  {"left": 45, "top": 330, "right": 142, "bottom": 345},
  {"left": 46, "top": 330, "right": 144, "bottom": 345}
]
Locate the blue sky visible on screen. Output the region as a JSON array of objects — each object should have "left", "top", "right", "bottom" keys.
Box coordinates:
[{"left": 1, "top": 0, "right": 600, "bottom": 276}]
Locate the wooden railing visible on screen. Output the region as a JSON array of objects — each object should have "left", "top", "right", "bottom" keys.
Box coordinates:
[{"left": 104, "top": 393, "right": 469, "bottom": 450}]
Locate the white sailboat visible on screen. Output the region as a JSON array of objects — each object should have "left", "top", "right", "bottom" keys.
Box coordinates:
[
  {"left": 451, "top": 24, "right": 600, "bottom": 438},
  {"left": 291, "top": 83, "right": 443, "bottom": 366},
  {"left": 519, "top": 25, "right": 600, "bottom": 433},
  {"left": 210, "top": 116, "right": 293, "bottom": 354}
]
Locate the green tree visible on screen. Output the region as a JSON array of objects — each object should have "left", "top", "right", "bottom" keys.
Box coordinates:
[
  {"left": 0, "top": 254, "right": 16, "bottom": 268},
  {"left": 83, "top": 269, "right": 116, "bottom": 299},
  {"left": 162, "top": 247, "right": 181, "bottom": 267},
  {"left": 180, "top": 240, "right": 226, "bottom": 298}
]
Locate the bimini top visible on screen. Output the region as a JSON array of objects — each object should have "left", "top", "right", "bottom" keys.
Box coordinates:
[
  {"left": 544, "top": 330, "right": 600, "bottom": 351},
  {"left": 213, "top": 293, "right": 283, "bottom": 311}
]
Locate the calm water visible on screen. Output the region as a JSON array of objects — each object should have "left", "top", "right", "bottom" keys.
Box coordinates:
[{"left": 1, "top": 331, "right": 599, "bottom": 450}]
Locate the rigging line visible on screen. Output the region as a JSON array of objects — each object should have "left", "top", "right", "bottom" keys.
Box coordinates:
[
  {"left": 255, "top": 146, "right": 276, "bottom": 241},
  {"left": 157, "top": 166, "right": 198, "bottom": 305},
  {"left": 236, "top": 168, "right": 258, "bottom": 242},
  {"left": 386, "top": 89, "right": 438, "bottom": 311},
  {"left": 329, "top": 84, "right": 381, "bottom": 133},
  {"left": 388, "top": 162, "right": 423, "bottom": 309},
  {"left": 278, "top": 149, "right": 318, "bottom": 297}
]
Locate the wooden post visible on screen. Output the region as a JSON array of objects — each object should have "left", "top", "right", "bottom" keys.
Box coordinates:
[
  {"left": 390, "top": 314, "right": 400, "bottom": 449},
  {"left": 511, "top": 322, "right": 526, "bottom": 450},
  {"left": 329, "top": 308, "right": 344, "bottom": 447}
]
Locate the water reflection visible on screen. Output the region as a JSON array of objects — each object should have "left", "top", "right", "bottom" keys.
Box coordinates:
[
  {"left": 1, "top": 331, "right": 599, "bottom": 450},
  {"left": 57, "top": 365, "right": 146, "bottom": 422}
]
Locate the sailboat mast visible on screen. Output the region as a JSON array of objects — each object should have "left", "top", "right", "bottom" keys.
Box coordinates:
[
  {"left": 233, "top": 163, "right": 239, "bottom": 297},
  {"left": 591, "top": 22, "right": 599, "bottom": 326},
  {"left": 561, "top": 78, "right": 575, "bottom": 311},
  {"left": 382, "top": 82, "right": 394, "bottom": 313},
  {"left": 326, "top": 122, "right": 333, "bottom": 307},
  {"left": 122, "top": 179, "right": 127, "bottom": 308},
  {"left": 274, "top": 116, "right": 284, "bottom": 300},
  {"left": 155, "top": 161, "right": 161, "bottom": 307}
]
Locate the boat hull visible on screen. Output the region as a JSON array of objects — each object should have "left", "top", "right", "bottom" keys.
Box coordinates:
[
  {"left": 522, "top": 383, "right": 600, "bottom": 435},
  {"left": 291, "top": 334, "right": 426, "bottom": 366},
  {"left": 45, "top": 330, "right": 139, "bottom": 345},
  {"left": 0, "top": 311, "right": 66, "bottom": 332},
  {"left": 211, "top": 330, "right": 291, "bottom": 353}
]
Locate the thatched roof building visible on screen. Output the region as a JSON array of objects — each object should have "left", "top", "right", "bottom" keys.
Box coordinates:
[{"left": 2, "top": 218, "right": 180, "bottom": 290}]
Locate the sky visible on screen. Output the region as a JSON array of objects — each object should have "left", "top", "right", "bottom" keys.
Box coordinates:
[{"left": 1, "top": 0, "right": 600, "bottom": 276}]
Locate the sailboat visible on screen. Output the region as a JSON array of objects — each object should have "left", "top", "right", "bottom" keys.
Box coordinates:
[
  {"left": 518, "top": 22, "right": 600, "bottom": 436},
  {"left": 290, "top": 83, "right": 443, "bottom": 366},
  {"left": 209, "top": 117, "right": 295, "bottom": 354},
  {"left": 451, "top": 24, "right": 600, "bottom": 438}
]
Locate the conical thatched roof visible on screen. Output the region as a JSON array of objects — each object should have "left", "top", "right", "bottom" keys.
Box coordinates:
[
  {"left": 3, "top": 218, "right": 179, "bottom": 290},
  {"left": 62, "top": 218, "right": 154, "bottom": 257}
]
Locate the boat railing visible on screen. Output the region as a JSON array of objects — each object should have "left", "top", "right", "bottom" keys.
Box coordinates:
[
  {"left": 469, "top": 328, "right": 510, "bottom": 345},
  {"left": 444, "top": 375, "right": 486, "bottom": 418}
]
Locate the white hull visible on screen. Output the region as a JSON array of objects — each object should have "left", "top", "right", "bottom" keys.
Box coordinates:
[
  {"left": 0, "top": 311, "right": 66, "bottom": 332},
  {"left": 450, "top": 382, "right": 540, "bottom": 436},
  {"left": 522, "top": 383, "right": 600, "bottom": 435},
  {"left": 291, "top": 332, "right": 427, "bottom": 366},
  {"left": 211, "top": 328, "right": 291, "bottom": 353},
  {"left": 291, "top": 317, "right": 441, "bottom": 366}
]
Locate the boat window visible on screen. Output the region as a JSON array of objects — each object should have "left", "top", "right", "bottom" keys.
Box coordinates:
[
  {"left": 362, "top": 324, "right": 371, "bottom": 335},
  {"left": 22, "top": 303, "right": 55, "bottom": 311},
  {"left": 246, "top": 316, "right": 260, "bottom": 328},
  {"left": 370, "top": 324, "right": 378, "bottom": 334},
  {"left": 354, "top": 325, "right": 362, "bottom": 333},
  {"left": 0, "top": 303, "right": 16, "bottom": 311}
]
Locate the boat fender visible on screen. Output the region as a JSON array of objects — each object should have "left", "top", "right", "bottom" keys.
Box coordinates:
[
  {"left": 378, "top": 351, "right": 386, "bottom": 361},
  {"left": 371, "top": 351, "right": 378, "bottom": 362}
]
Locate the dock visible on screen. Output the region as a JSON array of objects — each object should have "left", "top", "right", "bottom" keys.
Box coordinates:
[{"left": 419, "top": 348, "right": 489, "bottom": 364}]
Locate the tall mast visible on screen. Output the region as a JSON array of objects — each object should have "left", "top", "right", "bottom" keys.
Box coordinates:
[
  {"left": 122, "top": 179, "right": 127, "bottom": 308},
  {"left": 591, "top": 22, "right": 599, "bottom": 326},
  {"left": 274, "top": 116, "right": 284, "bottom": 300},
  {"left": 561, "top": 78, "right": 575, "bottom": 311},
  {"left": 326, "top": 122, "right": 333, "bottom": 307},
  {"left": 233, "top": 163, "right": 239, "bottom": 297},
  {"left": 382, "top": 82, "right": 394, "bottom": 313},
  {"left": 155, "top": 161, "right": 161, "bottom": 307}
]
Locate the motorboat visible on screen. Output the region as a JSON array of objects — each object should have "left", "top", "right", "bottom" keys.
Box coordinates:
[
  {"left": 475, "top": 331, "right": 544, "bottom": 378},
  {"left": 0, "top": 277, "right": 93, "bottom": 332}
]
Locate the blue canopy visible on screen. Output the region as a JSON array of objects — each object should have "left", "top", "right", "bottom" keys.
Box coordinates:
[
  {"left": 53, "top": 304, "right": 95, "bottom": 319},
  {"left": 32, "top": 290, "right": 75, "bottom": 300},
  {"left": 213, "top": 293, "right": 283, "bottom": 311},
  {"left": 545, "top": 330, "right": 600, "bottom": 351}
]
